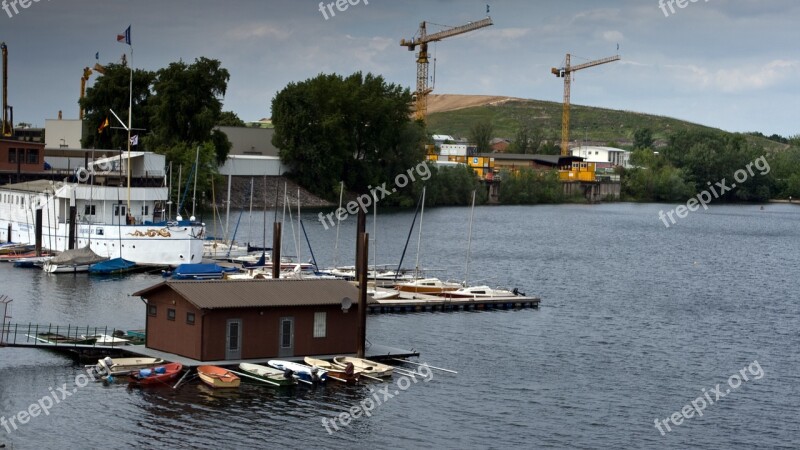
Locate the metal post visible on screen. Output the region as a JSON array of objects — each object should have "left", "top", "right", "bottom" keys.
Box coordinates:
[{"left": 271, "top": 222, "right": 282, "bottom": 279}]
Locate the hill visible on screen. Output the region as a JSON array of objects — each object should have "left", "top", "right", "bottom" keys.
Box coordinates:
[{"left": 425, "top": 94, "right": 788, "bottom": 151}]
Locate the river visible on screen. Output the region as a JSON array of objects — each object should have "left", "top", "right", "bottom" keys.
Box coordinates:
[{"left": 1, "top": 203, "right": 798, "bottom": 449}]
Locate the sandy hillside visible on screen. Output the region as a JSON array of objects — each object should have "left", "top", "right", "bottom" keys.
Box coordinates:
[{"left": 426, "top": 94, "right": 521, "bottom": 114}]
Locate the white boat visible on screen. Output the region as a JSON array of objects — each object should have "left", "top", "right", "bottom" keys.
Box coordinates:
[
  {"left": 441, "top": 285, "right": 519, "bottom": 299},
  {"left": 42, "top": 246, "right": 106, "bottom": 273},
  {"left": 0, "top": 177, "right": 205, "bottom": 267},
  {"left": 81, "top": 334, "right": 130, "bottom": 346},
  {"left": 268, "top": 360, "right": 327, "bottom": 384},
  {"left": 202, "top": 241, "right": 250, "bottom": 260},
  {"left": 332, "top": 356, "right": 393, "bottom": 378},
  {"left": 395, "top": 277, "right": 462, "bottom": 294}
]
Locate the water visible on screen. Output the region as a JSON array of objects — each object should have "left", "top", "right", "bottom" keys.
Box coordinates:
[{"left": 1, "top": 203, "right": 798, "bottom": 449}]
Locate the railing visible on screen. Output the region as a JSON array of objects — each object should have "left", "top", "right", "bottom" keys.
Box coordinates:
[{"left": 0, "top": 322, "right": 138, "bottom": 349}]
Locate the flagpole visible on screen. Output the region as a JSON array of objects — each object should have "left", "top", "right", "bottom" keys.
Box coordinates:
[{"left": 126, "top": 43, "right": 133, "bottom": 216}]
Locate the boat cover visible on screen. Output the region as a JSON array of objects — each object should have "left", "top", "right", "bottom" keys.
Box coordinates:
[
  {"left": 89, "top": 258, "right": 137, "bottom": 274},
  {"left": 48, "top": 246, "right": 107, "bottom": 266}
]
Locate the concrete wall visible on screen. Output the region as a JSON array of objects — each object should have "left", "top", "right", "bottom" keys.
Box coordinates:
[{"left": 217, "top": 126, "right": 278, "bottom": 157}]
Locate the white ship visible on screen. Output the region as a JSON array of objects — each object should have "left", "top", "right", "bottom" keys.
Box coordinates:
[{"left": 0, "top": 179, "right": 204, "bottom": 267}]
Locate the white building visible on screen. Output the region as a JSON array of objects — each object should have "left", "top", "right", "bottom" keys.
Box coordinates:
[
  {"left": 45, "top": 119, "right": 83, "bottom": 149},
  {"left": 571, "top": 146, "right": 631, "bottom": 168}
]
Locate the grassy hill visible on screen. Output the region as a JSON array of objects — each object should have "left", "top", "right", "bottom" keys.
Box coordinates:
[{"left": 425, "top": 95, "right": 788, "bottom": 151}]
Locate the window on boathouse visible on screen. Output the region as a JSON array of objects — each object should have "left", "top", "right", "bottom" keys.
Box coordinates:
[
  {"left": 148, "top": 305, "right": 157, "bottom": 316},
  {"left": 167, "top": 308, "right": 176, "bottom": 321},
  {"left": 186, "top": 312, "right": 195, "bottom": 325},
  {"left": 313, "top": 312, "right": 326, "bottom": 338}
]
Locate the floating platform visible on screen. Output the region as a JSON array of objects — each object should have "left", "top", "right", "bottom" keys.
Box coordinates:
[{"left": 369, "top": 292, "right": 540, "bottom": 314}]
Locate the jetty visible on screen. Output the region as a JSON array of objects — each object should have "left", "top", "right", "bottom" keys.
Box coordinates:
[{"left": 370, "top": 292, "right": 540, "bottom": 314}]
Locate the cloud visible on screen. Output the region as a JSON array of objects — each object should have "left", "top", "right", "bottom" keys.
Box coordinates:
[
  {"left": 671, "top": 59, "right": 800, "bottom": 92},
  {"left": 480, "top": 27, "right": 532, "bottom": 40},
  {"left": 226, "top": 23, "right": 290, "bottom": 41},
  {"left": 601, "top": 30, "right": 624, "bottom": 43}
]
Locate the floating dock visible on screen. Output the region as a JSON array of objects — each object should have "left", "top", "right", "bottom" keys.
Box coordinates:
[{"left": 369, "top": 292, "right": 540, "bottom": 314}]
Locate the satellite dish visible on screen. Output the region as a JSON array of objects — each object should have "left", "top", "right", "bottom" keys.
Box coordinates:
[{"left": 341, "top": 297, "right": 353, "bottom": 312}]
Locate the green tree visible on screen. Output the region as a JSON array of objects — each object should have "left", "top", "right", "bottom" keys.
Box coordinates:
[
  {"left": 217, "top": 111, "right": 246, "bottom": 127},
  {"left": 633, "top": 128, "right": 654, "bottom": 150},
  {"left": 271, "top": 72, "right": 425, "bottom": 200},
  {"left": 498, "top": 169, "right": 564, "bottom": 204},
  {"left": 469, "top": 121, "right": 494, "bottom": 153},
  {"left": 147, "top": 57, "right": 230, "bottom": 163},
  {"left": 80, "top": 63, "right": 155, "bottom": 150}
]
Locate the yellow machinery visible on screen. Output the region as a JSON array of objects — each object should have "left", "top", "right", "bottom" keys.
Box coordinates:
[
  {"left": 1, "top": 42, "right": 12, "bottom": 137},
  {"left": 401, "top": 16, "right": 493, "bottom": 122},
  {"left": 79, "top": 63, "right": 106, "bottom": 120},
  {"left": 552, "top": 53, "right": 619, "bottom": 156}
]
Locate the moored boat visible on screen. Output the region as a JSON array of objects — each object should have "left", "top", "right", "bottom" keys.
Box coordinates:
[
  {"left": 29, "top": 332, "right": 97, "bottom": 345},
  {"left": 304, "top": 357, "right": 359, "bottom": 383},
  {"left": 440, "top": 285, "right": 519, "bottom": 299},
  {"left": 238, "top": 363, "right": 297, "bottom": 387},
  {"left": 268, "top": 360, "right": 327, "bottom": 384},
  {"left": 82, "top": 334, "right": 130, "bottom": 346},
  {"left": 332, "top": 356, "right": 393, "bottom": 378},
  {"left": 197, "top": 365, "right": 241, "bottom": 389},
  {"left": 130, "top": 363, "right": 183, "bottom": 385},
  {"left": 394, "top": 277, "right": 462, "bottom": 294},
  {"left": 93, "top": 356, "right": 165, "bottom": 376}
]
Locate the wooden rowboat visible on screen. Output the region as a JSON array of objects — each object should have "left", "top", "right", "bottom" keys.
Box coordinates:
[
  {"left": 304, "top": 357, "right": 359, "bottom": 384},
  {"left": 238, "top": 363, "right": 297, "bottom": 387},
  {"left": 95, "top": 356, "right": 165, "bottom": 376},
  {"left": 332, "top": 356, "right": 393, "bottom": 378},
  {"left": 130, "top": 363, "right": 183, "bottom": 386},
  {"left": 197, "top": 365, "right": 241, "bottom": 389}
]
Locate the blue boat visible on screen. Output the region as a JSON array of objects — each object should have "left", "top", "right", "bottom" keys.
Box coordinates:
[
  {"left": 167, "top": 263, "right": 239, "bottom": 280},
  {"left": 89, "top": 258, "right": 139, "bottom": 275}
]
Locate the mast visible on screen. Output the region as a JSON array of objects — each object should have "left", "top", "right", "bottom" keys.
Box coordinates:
[
  {"left": 414, "top": 186, "right": 426, "bottom": 278},
  {"left": 126, "top": 45, "right": 133, "bottom": 212},
  {"left": 333, "top": 181, "right": 344, "bottom": 268},
  {"left": 191, "top": 145, "right": 199, "bottom": 219},
  {"left": 464, "top": 190, "right": 476, "bottom": 286}
]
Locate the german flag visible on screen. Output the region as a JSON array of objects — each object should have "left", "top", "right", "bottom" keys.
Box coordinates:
[{"left": 98, "top": 117, "right": 109, "bottom": 134}]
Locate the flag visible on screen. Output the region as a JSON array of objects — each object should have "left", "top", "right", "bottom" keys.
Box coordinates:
[
  {"left": 98, "top": 117, "right": 109, "bottom": 134},
  {"left": 130, "top": 135, "right": 139, "bottom": 146},
  {"left": 486, "top": 4, "right": 490, "bottom": 14},
  {"left": 117, "top": 25, "right": 131, "bottom": 45},
  {"left": 95, "top": 51, "right": 99, "bottom": 60}
]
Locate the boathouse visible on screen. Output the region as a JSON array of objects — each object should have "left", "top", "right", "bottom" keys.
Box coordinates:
[{"left": 132, "top": 279, "right": 372, "bottom": 362}]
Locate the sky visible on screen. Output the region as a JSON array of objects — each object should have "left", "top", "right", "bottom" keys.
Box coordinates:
[{"left": 1, "top": 0, "right": 798, "bottom": 136}]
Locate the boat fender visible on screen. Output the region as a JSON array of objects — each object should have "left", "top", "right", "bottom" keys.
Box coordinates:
[
  {"left": 284, "top": 369, "right": 294, "bottom": 379},
  {"left": 345, "top": 363, "right": 355, "bottom": 376}
]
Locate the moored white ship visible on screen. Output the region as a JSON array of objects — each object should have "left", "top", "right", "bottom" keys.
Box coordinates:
[{"left": 0, "top": 179, "right": 204, "bottom": 267}]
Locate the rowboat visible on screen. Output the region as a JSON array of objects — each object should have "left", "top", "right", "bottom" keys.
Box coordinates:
[
  {"left": 93, "top": 356, "right": 165, "bottom": 376},
  {"left": 394, "top": 278, "right": 462, "bottom": 294},
  {"left": 333, "top": 356, "right": 393, "bottom": 378},
  {"left": 197, "top": 365, "right": 241, "bottom": 389},
  {"left": 304, "top": 357, "right": 359, "bottom": 383},
  {"left": 130, "top": 363, "right": 183, "bottom": 386},
  {"left": 268, "top": 360, "right": 327, "bottom": 384},
  {"left": 238, "top": 363, "right": 297, "bottom": 387}
]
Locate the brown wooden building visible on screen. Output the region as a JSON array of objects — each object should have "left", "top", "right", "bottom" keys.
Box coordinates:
[
  {"left": 132, "top": 279, "right": 373, "bottom": 362},
  {"left": 1, "top": 138, "right": 45, "bottom": 180}
]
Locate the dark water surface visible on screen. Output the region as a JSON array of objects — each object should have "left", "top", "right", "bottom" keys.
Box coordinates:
[{"left": 1, "top": 203, "right": 798, "bottom": 449}]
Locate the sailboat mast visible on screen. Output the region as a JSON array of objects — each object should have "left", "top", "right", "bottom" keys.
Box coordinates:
[
  {"left": 464, "top": 190, "right": 476, "bottom": 286},
  {"left": 191, "top": 145, "right": 199, "bottom": 219},
  {"left": 414, "top": 186, "right": 426, "bottom": 278},
  {"left": 126, "top": 46, "right": 133, "bottom": 212},
  {"left": 333, "top": 181, "right": 343, "bottom": 268}
]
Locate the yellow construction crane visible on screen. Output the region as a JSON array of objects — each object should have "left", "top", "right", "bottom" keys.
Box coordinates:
[
  {"left": 400, "top": 16, "right": 493, "bottom": 122},
  {"left": 552, "top": 53, "right": 620, "bottom": 155},
  {"left": 1, "top": 42, "right": 12, "bottom": 137},
  {"left": 79, "top": 63, "right": 106, "bottom": 120}
]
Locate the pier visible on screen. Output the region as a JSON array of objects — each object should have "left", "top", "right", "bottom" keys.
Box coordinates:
[{"left": 370, "top": 293, "right": 541, "bottom": 314}]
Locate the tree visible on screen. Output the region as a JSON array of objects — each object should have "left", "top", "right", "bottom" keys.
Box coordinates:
[
  {"left": 510, "top": 119, "right": 542, "bottom": 154},
  {"left": 469, "top": 121, "right": 494, "bottom": 153},
  {"left": 633, "top": 128, "right": 654, "bottom": 150},
  {"left": 217, "top": 111, "right": 246, "bottom": 127},
  {"left": 80, "top": 63, "right": 155, "bottom": 150},
  {"left": 271, "top": 72, "right": 426, "bottom": 200},
  {"left": 147, "top": 57, "right": 230, "bottom": 163}
]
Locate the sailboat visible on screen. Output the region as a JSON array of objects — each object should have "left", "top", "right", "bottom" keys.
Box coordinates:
[{"left": 394, "top": 187, "right": 461, "bottom": 294}]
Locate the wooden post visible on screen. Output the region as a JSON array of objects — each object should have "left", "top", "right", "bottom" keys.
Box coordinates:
[
  {"left": 356, "top": 231, "right": 368, "bottom": 359},
  {"left": 6, "top": 223, "right": 10, "bottom": 243},
  {"left": 34, "top": 208, "right": 42, "bottom": 257},
  {"left": 355, "top": 208, "right": 366, "bottom": 282},
  {"left": 68, "top": 206, "right": 77, "bottom": 250},
  {"left": 271, "top": 222, "right": 282, "bottom": 279}
]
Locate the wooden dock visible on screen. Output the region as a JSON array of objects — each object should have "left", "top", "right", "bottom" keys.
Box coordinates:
[{"left": 369, "top": 292, "right": 540, "bottom": 314}]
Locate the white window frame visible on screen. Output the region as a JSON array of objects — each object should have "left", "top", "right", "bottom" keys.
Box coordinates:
[{"left": 313, "top": 312, "right": 327, "bottom": 338}]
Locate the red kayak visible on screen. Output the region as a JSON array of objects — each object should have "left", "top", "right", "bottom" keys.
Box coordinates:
[{"left": 130, "top": 362, "right": 183, "bottom": 385}]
